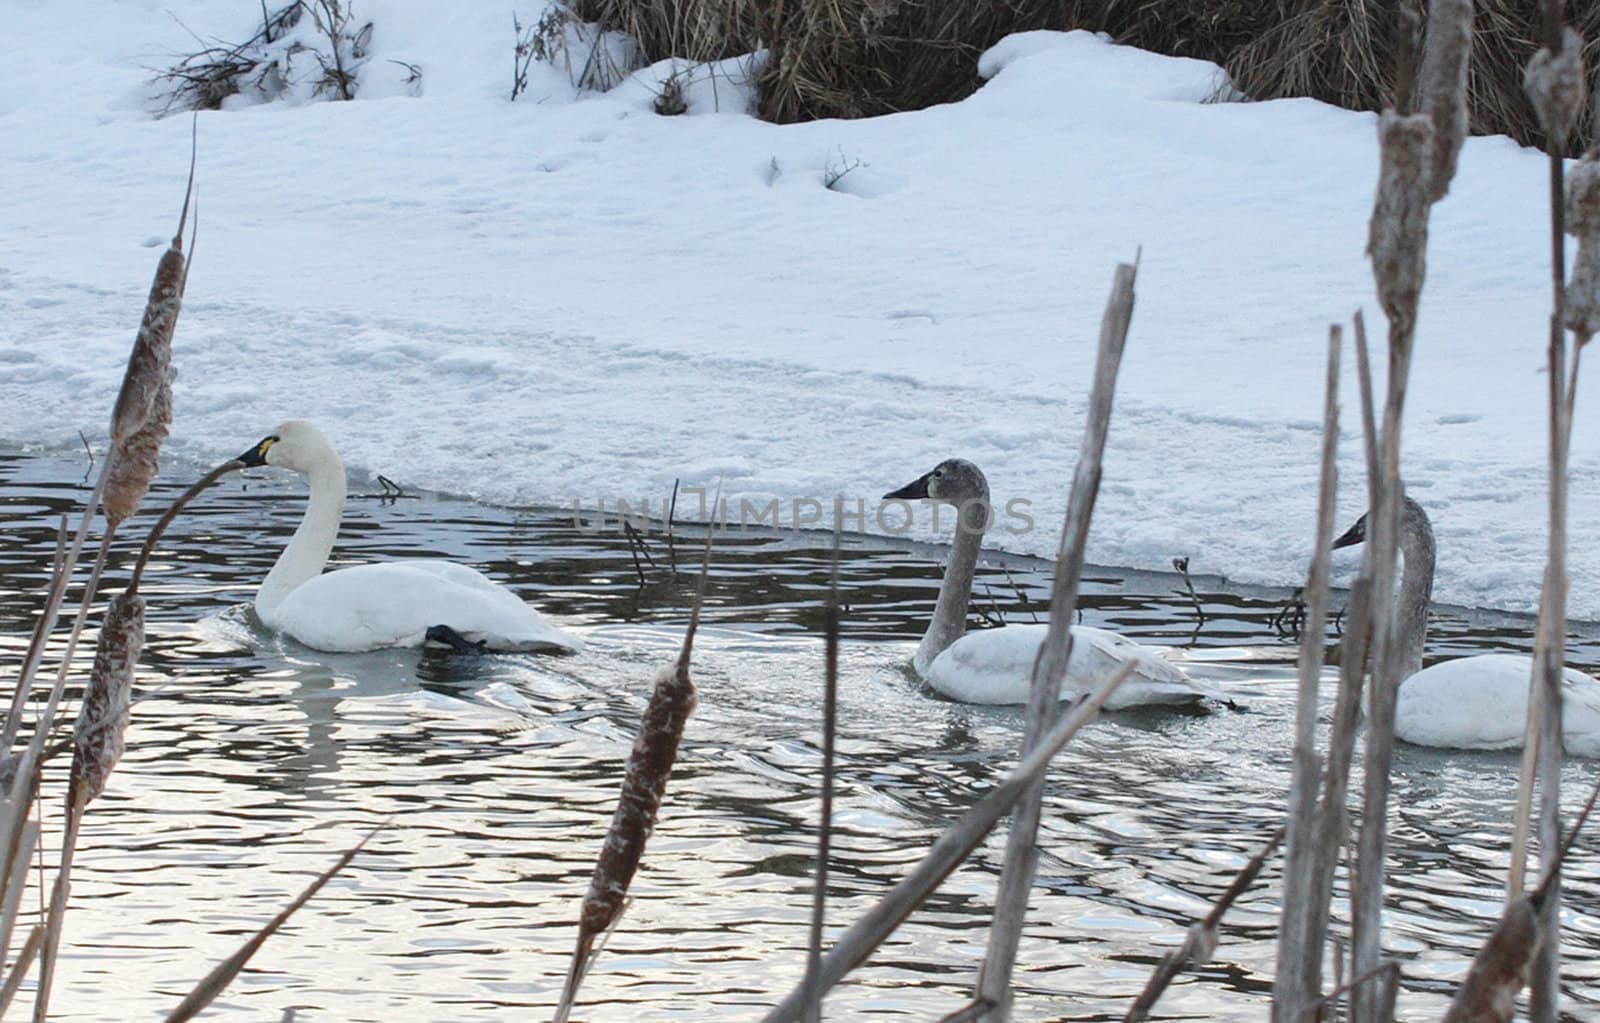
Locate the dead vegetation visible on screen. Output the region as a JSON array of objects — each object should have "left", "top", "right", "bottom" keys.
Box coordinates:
[
  {"left": 153, "top": 1, "right": 406, "bottom": 114},
  {"left": 553, "top": 0, "right": 1600, "bottom": 151}
]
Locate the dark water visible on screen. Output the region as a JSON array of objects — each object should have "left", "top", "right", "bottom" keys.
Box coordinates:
[{"left": 2, "top": 453, "right": 1599, "bottom": 1022}]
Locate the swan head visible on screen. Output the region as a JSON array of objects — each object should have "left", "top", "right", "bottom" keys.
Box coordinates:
[
  {"left": 884, "top": 458, "right": 989, "bottom": 505},
  {"left": 235, "top": 420, "right": 339, "bottom": 475},
  {"left": 1332, "top": 512, "right": 1367, "bottom": 550},
  {"left": 1332, "top": 497, "right": 1432, "bottom": 551}
]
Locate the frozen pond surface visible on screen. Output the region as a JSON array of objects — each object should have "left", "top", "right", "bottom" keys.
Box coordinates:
[{"left": 2, "top": 454, "right": 1599, "bottom": 1021}]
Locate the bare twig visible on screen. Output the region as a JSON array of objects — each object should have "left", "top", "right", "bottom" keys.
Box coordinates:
[{"left": 1171, "top": 556, "right": 1207, "bottom": 630}]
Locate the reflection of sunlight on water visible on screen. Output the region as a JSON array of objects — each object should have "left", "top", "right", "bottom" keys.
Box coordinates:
[{"left": 3, "top": 454, "right": 1600, "bottom": 1020}]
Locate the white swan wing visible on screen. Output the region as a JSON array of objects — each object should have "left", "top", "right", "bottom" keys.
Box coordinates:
[
  {"left": 265, "top": 561, "right": 583, "bottom": 654},
  {"left": 1396, "top": 654, "right": 1600, "bottom": 756},
  {"left": 922, "top": 623, "right": 1209, "bottom": 708}
]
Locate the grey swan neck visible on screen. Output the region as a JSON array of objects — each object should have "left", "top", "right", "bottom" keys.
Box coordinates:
[
  {"left": 1392, "top": 499, "right": 1436, "bottom": 679},
  {"left": 915, "top": 502, "right": 988, "bottom": 674},
  {"left": 256, "top": 456, "right": 348, "bottom": 618}
]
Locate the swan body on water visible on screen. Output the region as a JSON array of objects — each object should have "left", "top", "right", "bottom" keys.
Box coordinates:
[
  {"left": 236, "top": 421, "right": 582, "bottom": 655},
  {"left": 884, "top": 459, "right": 1220, "bottom": 709},
  {"left": 1333, "top": 498, "right": 1600, "bottom": 756}
]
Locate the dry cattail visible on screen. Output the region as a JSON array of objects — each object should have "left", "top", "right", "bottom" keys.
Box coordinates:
[
  {"left": 1442, "top": 895, "right": 1540, "bottom": 1023},
  {"left": 72, "top": 592, "right": 142, "bottom": 804},
  {"left": 555, "top": 659, "right": 697, "bottom": 1023},
  {"left": 1417, "top": 0, "right": 1472, "bottom": 203},
  {"left": 1565, "top": 156, "right": 1600, "bottom": 339},
  {"left": 1524, "top": 28, "right": 1587, "bottom": 149},
  {"left": 103, "top": 370, "right": 174, "bottom": 528},
  {"left": 108, "top": 246, "right": 183, "bottom": 447},
  {"left": 579, "top": 662, "right": 697, "bottom": 937},
  {"left": 1368, "top": 111, "right": 1434, "bottom": 330}
]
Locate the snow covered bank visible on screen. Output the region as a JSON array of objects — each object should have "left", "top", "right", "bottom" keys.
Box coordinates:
[{"left": 0, "top": 4, "right": 1593, "bottom": 617}]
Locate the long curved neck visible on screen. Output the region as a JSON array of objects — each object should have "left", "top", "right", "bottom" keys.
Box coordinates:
[
  {"left": 1393, "top": 505, "right": 1435, "bottom": 678},
  {"left": 915, "top": 502, "right": 987, "bottom": 673},
  {"left": 256, "top": 457, "right": 346, "bottom": 617}
]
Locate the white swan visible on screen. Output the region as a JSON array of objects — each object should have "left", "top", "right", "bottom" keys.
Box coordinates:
[
  {"left": 235, "top": 420, "right": 583, "bottom": 655},
  {"left": 1333, "top": 498, "right": 1600, "bottom": 756},
  {"left": 883, "top": 459, "right": 1220, "bottom": 709}
]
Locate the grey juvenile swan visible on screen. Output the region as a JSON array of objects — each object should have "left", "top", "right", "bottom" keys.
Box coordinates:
[
  {"left": 1333, "top": 497, "right": 1600, "bottom": 755},
  {"left": 884, "top": 458, "right": 1221, "bottom": 708}
]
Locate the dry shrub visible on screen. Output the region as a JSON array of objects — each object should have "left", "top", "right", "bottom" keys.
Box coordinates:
[{"left": 573, "top": 0, "right": 1600, "bottom": 151}]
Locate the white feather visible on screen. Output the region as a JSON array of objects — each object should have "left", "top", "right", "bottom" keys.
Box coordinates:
[{"left": 923, "top": 623, "right": 1217, "bottom": 708}]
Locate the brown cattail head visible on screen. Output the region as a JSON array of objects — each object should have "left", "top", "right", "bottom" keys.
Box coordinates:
[
  {"left": 103, "top": 369, "right": 174, "bottom": 528},
  {"left": 1417, "top": 0, "right": 1472, "bottom": 203},
  {"left": 1524, "top": 28, "right": 1587, "bottom": 150},
  {"left": 579, "top": 662, "right": 697, "bottom": 938},
  {"left": 1565, "top": 157, "right": 1600, "bottom": 340},
  {"left": 1442, "top": 895, "right": 1540, "bottom": 1023},
  {"left": 72, "top": 592, "right": 143, "bottom": 805},
  {"left": 109, "top": 244, "right": 184, "bottom": 448},
  {"left": 1368, "top": 112, "right": 1434, "bottom": 332}
]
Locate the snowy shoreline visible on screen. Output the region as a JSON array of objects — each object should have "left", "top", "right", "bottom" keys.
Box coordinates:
[{"left": 1, "top": 4, "right": 1594, "bottom": 618}]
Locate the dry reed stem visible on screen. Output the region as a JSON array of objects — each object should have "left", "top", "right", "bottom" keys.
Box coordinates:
[
  {"left": 1127, "top": 824, "right": 1286, "bottom": 1022},
  {"left": 164, "top": 823, "right": 383, "bottom": 1023},
  {"left": 128, "top": 459, "right": 248, "bottom": 595},
  {"left": 1293, "top": 318, "right": 1378, "bottom": 1013},
  {"left": 974, "top": 259, "right": 1137, "bottom": 1021},
  {"left": 554, "top": 525, "right": 712, "bottom": 1023},
  {"left": 1418, "top": 0, "right": 1472, "bottom": 202},
  {"left": 0, "top": 925, "right": 42, "bottom": 1018},
  {"left": 1523, "top": 11, "right": 1579, "bottom": 1016},
  {"left": 1272, "top": 326, "right": 1342, "bottom": 1020},
  {"left": 0, "top": 819, "right": 39, "bottom": 995},
  {"left": 760, "top": 662, "right": 1137, "bottom": 1023},
  {"left": 1354, "top": 81, "right": 1445, "bottom": 1023},
  {"left": 801, "top": 529, "right": 842, "bottom": 1023}
]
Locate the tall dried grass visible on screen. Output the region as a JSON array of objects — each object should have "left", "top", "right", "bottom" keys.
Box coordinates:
[{"left": 567, "top": 0, "right": 1598, "bottom": 151}]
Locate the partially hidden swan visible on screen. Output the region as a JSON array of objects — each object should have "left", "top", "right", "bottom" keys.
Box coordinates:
[
  {"left": 1333, "top": 497, "right": 1600, "bottom": 756},
  {"left": 884, "top": 459, "right": 1220, "bottom": 709},
  {"left": 235, "top": 420, "right": 583, "bottom": 655}
]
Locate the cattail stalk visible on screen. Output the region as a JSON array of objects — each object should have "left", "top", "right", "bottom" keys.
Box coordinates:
[
  {"left": 3, "top": 156, "right": 193, "bottom": 749},
  {"left": 973, "top": 259, "right": 1138, "bottom": 1022},
  {"left": 1447, "top": 776, "right": 1600, "bottom": 1022},
  {"left": 553, "top": 526, "right": 713, "bottom": 1023},
  {"left": 1127, "top": 824, "right": 1285, "bottom": 1022},
  {"left": 1349, "top": 17, "right": 1464, "bottom": 1002},
  {"left": 164, "top": 824, "right": 382, "bottom": 1023},
  {"left": 801, "top": 530, "right": 842, "bottom": 1023},
  {"left": 760, "top": 662, "right": 1137, "bottom": 1023},
  {"left": 1271, "top": 327, "right": 1342, "bottom": 1019},
  {"left": 128, "top": 459, "right": 248, "bottom": 595},
  {"left": 1520, "top": 6, "right": 1585, "bottom": 1016}
]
